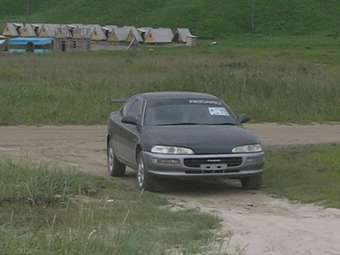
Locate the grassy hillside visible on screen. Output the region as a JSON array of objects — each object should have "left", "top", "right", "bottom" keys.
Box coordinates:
[{"left": 1, "top": 0, "right": 340, "bottom": 37}]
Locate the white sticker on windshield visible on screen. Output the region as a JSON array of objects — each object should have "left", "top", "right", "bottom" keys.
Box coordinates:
[{"left": 208, "top": 107, "right": 229, "bottom": 116}]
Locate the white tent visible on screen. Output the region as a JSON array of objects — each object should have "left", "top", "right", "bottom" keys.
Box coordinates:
[
  {"left": 55, "top": 25, "right": 73, "bottom": 38},
  {"left": 72, "top": 25, "right": 91, "bottom": 39},
  {"left": 31, "top": 24, "right": 42, "bottom": 34},
  {"left": 144, "top": 28, "right": 174, "bottom": 44},
  {"left": 174, "top": 28, "right": 193, "bottom": 43},
  {"left": 38, "top": 24, "right": 59, "bottom": 37},
  {"left": 87, "top": 25, "right": 107, "bottom": 41},
  {"left": 114, "top": 26, "right": 130, "bottom": 42},
  {"left": 138, "top": 27, "right": 152, "bottom": 33},
  {"left": 107, "top": 26, "right": 140, "bottom": 42},
  {"left": 2, "top": 23, "right": 22, "bottom": 37},
  {"left": 127, "top": 27, "right": 143, "bottom": 43},
  {"left": 138, "top": 27, "right": 152, "bottom": 40},
  {"left": 20, "top": 24, "right": 36, "bottom": 37}
]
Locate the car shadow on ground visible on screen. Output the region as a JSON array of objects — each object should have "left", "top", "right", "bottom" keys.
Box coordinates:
[
  {"left": 157, "top": 178, "right": 244, "bottom": 195},
  {"left": 123, "top": 168, "right": 251, "bottom": 196}
]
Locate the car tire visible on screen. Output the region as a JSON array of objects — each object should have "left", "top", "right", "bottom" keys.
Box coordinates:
[
  {"left": 107, "top": 138, "right": 126, "bottom": 177},
  {"left": 137, "top": 152, "right": 160, "bottom": 192},
  {"left": 241, "top": 173, "right": 263, "bottom": 190}
]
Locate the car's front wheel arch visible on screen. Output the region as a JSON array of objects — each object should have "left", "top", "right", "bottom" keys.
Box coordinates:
[
  {"left": 107, "top": 134, "right": 111, "bottom": 147},
  {"left": 135, "top": 144, "right": 143, "bottom": 165},
  {"left": 136, "top": 150, "right": 160, "bottom": 192},
  {"left": 107, "top": 135, "right": 126, "bottom": 177}
]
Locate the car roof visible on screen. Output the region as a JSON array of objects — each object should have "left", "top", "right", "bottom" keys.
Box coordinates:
[{"left": 137, "top": 91, "right": 219, "bottom": 101}]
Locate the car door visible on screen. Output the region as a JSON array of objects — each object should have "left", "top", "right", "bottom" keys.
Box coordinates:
[{"left": 116, "top": 98, "right": 144, "bottom": 167}]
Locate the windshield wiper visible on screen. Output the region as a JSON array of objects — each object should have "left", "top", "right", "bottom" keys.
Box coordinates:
[
  {"left": 211, "top": 123, "right": 237, "bottom": 126},
  {"left": 155, "top": 122, "right": 237, "bottom": 126},
  {"left": 155, "top": 122, "right": 201, "bottom": 126}
]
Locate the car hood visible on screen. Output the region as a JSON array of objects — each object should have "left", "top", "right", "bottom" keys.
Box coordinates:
[{"left": 141, "top": 125, "right": 260, "bottom": 154}]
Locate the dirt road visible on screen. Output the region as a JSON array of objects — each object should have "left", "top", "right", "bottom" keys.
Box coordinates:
[{"left": 1, "top": 124, "right": 340, "bottom": 255}]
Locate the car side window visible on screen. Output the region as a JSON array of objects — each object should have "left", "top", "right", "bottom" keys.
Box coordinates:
[
  {"left": 124, "top": 99, "right": 143, "bottom": 118},
  {"left": 121, "top": 98, "right": 134, "bottom": 116}
]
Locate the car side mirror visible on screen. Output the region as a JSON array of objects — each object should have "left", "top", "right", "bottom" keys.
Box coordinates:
[
  {"left": 238, "top": 114, "right": 251, "bottom": 124},
  {"left": 122, "top": 115, "right": 139, "bottom": 125}
]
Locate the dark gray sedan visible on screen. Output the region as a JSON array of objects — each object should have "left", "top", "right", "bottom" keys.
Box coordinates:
[{"left": 107, "top": 92, "right": 264, "bottom": 191}]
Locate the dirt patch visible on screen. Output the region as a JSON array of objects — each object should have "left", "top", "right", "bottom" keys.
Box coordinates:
[
  {"left": 166, "top": 180, "right": 340, "bottom": 255},
  {"left": 1, "top": 124, "right": 340, "bottom": 255},
  {"left": 0, "top": 125, "right": 107, "bottom": 175}
]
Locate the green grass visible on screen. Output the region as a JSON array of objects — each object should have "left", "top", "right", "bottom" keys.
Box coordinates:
[
  {"left": 1, "top": 0, "right": 340, "bottom": 37},
  {"left": 0, "top": 159, "right": 223, "bottom": 255},
  {"left": 207, "top": 35, "right": 340, "bottom": 66},
  {"left": 1, "top": 37, "right": 340, "bottom": 125},
  {"left": 265, "top": 144, "right": 340, "bottom": 208}
]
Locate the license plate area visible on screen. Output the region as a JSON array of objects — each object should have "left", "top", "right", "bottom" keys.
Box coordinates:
[{"left": 200, "top": 164, "right": 228, "bottom": 171}]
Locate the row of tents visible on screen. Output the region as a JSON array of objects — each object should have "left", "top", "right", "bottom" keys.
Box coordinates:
[{"left": 2, "top": 23, "right": 197, "bottom": 45}]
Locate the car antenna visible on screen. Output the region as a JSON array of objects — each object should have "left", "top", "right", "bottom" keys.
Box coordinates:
[{"left": 109, "top": 97, "right": 127, "bottom": 104}]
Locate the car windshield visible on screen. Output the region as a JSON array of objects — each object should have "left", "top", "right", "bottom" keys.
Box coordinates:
[{"left": 144, "top": 98, "right": 237, "bottom": 126}]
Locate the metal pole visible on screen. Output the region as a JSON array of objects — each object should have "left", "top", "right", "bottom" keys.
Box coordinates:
[
  {"left": 26, "top": 0, "right": 31, "bottom": 21},
  {"left": 250, "top": 0, "right": 256, "bottom": 33}
]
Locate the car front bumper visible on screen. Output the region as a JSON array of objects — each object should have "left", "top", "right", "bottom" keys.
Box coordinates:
[{"left": 142, "top": 151, "right": 264, "bottom": 178}]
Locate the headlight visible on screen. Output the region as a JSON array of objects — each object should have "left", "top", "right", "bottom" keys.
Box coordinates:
[
  {"left": 151, "top": 145, "right": 194, "bottom": 155},
  {"left": 232, "top": 144, "right": 262, "bottom": 153}
]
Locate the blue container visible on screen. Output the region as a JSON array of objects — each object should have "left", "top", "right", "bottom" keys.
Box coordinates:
[{"left": 7, "top": 37, "right": 53, "bottom": 53}]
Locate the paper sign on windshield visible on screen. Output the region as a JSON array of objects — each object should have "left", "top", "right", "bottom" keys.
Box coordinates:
[{"left": 208, "top": 107, "right": 229, "bottom": 116}]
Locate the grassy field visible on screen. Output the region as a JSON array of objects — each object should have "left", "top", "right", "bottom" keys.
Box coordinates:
[
  {"left": 0, "top": 159, "right": 223, "bottom": 255},
  {"left": 1, "top": 0, "right": 340, "bottom": 37},
  {"left": 1, "top": 36, "right": 340, "bottom": 125},
  {"left": 2, "top": 146, "right": 340, "bottom": 254},
  {"left": 265, "top": 144, "right": 340, "bottom": 208}
]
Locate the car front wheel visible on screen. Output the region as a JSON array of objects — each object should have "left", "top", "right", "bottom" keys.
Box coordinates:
[
  {"left": 137, "top": 153, "right": 159, "bottom": 192},
  {"left": 241, "top": 173, "right": 263, "bottom": 190},
  {"left": 107, "top": 138, "right": 126, "bottom": 177}
]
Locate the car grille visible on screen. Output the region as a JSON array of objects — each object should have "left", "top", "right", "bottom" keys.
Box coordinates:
[
  {"left": 185, "top": 169, "right": 240, "bottom": 175},
  {"left": 183, "top": 157, "right": 243, "bottom": 168}
]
